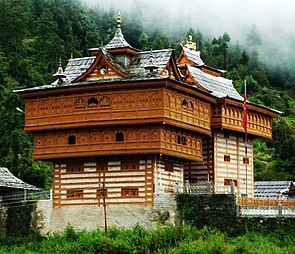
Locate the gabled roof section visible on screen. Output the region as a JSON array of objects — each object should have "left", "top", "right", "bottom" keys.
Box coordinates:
[
  {"left": 128, "top": 49, "right": 181, "bottom": 81},
  {"left": 74, "top": 47, "right": 129, "bottom": 82},
  {"left": 64, "top": 56, "right": 95, "bottom": 82},
  {"left": 187, "top": 65, "right": 244, "bottom": 101},
  {"left": 177, "top": 46, "right": 204, "bottom": 66},
  {"left": 0, "top": 167, "right": 40, "bottom": 191}
]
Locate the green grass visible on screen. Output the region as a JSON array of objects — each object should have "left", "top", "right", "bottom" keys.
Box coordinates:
[{"left": 0, "top": 224, "right": 294, "bottom": 254}]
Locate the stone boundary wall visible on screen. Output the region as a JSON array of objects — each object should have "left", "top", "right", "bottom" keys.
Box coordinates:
[
  {"left": 176, "top": 194, "right": 236, "bottom": 228},
  {"left": 1, "top": 194, "right": 295, "bottom": 235},
  {"left": 34, "top": 193, "right": 178, "bottom": 234}
]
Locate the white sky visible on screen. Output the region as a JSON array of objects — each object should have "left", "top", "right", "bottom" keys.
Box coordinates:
[{"left": 83, "top": 0, "right": 295, "bottom": 68}]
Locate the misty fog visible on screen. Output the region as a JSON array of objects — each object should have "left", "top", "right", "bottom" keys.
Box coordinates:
[{"left": 83, "top": 0, "right": 295, "bottom": 69}]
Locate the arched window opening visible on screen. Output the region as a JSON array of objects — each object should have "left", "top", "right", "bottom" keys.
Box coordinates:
[
  {"left": 68, "top": 135, "right": 76, "bottom": 145},
  {"left": 182, "top": 136, "right": 187, "bottom": 145},
  {"left": 88, "top": 97, "right": 99, "bottom": 106},
  {"left": 182, "top": 99, "right": 187, "bottom": 107},
  {"left": 177, "top": 135, "right": 181, "bottom": 144},
  {"left": 116, "top": 132, "right": 124, "bottom": 142}
]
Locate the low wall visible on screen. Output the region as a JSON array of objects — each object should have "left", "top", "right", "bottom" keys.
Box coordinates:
[
  {"left": 1, "top": 193, "right": 295, "bottom": 235},
  {"left": 35, "top": 193, "right": 178, "bottom": 234},
  {"left": 176, "top": 194, "right": 236, "bottom": 229}
]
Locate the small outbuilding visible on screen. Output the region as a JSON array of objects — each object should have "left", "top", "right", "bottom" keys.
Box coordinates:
[
  {"left": 0, "top": 167, "right": 40, "bottom": 201},
  {"left": 254, "top": 181, "right": 295, "bottom": 200}
]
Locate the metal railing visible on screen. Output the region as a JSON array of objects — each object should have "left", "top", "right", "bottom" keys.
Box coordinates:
[
  {"left": 183, "top": 181, "right": 213, "bottom": 194},
  {"left": 0, "top": 190, "right": 52, "bottom": 202}
]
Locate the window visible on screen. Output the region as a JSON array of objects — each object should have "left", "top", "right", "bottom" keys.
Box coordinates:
[
  {"left": 97, "top": 161, "right": 108, "bottom": 171},
  {"left": 68, "top": 135, "right": 76, "bottom": 145},
  {"left": 67, "top": 189, "right": 83, "bottom": 199},
  {"left": 224, "top": 179, "right": 237, "bottom": 186},
  {"left": 164, "top": 161, "right": 173, "bottom": 172},
  {"left": 121, "top": 160, "right": 139, "bottom": 170},
  {"left": 116, "top": 132, "right": 124, "bottom": 142},
  {"left": 88, "top": 97, "right": 99, "bottom": 106},
  {"left": 121, "top": 188, "right": 139, "bottom": 197},
  {"left": 224, "top": 155, "right": 230, "bottom": 162},
  {"left": 182, "top": 99, "right": 187, "bottom": 107},
  {"left": 177, "top": 135, "right": 181, "bottom": 144},
  {"left": 182, "top": 136, "right": 187, "bottom": 145},
  {"left": 243, "top": 157, "right": 250, "bottom": 164},
  {"left": 66, "top": 162, "right": 84, "bottom": 173}
]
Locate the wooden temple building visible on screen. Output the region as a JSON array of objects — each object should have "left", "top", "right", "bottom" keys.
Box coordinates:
[{"left": 17, "top": 13, "right": 279, "bottom": 220}]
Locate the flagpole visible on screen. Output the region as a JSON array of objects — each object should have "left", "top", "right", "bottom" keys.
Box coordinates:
[{"left": 243, "top": 80, "right": 248, "bottom": 196}]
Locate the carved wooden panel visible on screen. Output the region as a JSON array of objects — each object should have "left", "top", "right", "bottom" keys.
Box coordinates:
[
  {"left": 164, "top": 90, "right": 211, "bottom": 132},
  {"left": 219, "top": 105, "right": 272, "bottom": 138},
  {"left": 33, "top": 125, "right": 203, "bottom": 161}
]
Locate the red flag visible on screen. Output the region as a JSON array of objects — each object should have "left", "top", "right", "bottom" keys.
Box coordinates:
[{"left": 243, "top": 80, "right": 247, "bottom": 135}]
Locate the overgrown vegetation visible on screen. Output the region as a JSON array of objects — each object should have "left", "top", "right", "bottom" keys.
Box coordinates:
[
  {"left": 0, "top": 0, "right": 294, "bottom": 188},
  {"left": 0, "top": 223, "right": 294, "bottom": 253}
]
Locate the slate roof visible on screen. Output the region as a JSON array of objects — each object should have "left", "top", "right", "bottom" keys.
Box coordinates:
[
  {"left": 104, "top": 27, "right": 137, "bottom": 51},
  {"left": 128, "top": 49, "right": 173, "bottom": 78},
  {"left": 188, "top": 65, "right": 244, "bottom": 101},
  {"left": 254, "top": 181, "right": 293, "bottom": 199},
  {"left": 183, "top": 47, "right": 204, "bottom": 66},
  {"left": 0, "top": 167, "right": 40, "bottom": 191},
  {"left": 64, "top": 56, "right": 95, "bottom": 82}
]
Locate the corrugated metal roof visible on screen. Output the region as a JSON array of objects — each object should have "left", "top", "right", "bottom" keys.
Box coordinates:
[
  {"left": 0, "top": 167, "right": 40, "bottom": 191},
  {"left": 254, "top": 181, "right": 293, "bottom": 199},
  {"left": 183, "top": 47, "right": 204, "bottom": 66},
  {"left": 188, "top": 65, "right": 243, "bottom": 101}
]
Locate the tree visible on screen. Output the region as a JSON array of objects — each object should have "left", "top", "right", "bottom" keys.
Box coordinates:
[{"left": 247, "top": 25, "right": 262, "bottom": 51}]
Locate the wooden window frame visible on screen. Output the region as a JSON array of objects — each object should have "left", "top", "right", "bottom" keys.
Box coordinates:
[
  {"left": 243, "top": 157, "right": 250, "bottom": 164},
  {"left": 97, "top": 161, "right": 108, "bottom": 171},
  {"left": 224, "top": 155, "right": 230, "bottom": 162},
  {"left": 66, "top": 162, "right": 84, "bottom": 173},
  {"left": 66, "top": 189, "right": 83, "bottom": 199},
  {"left": 224, "top": 179, "right": 237, "bottom": 186},
  {"left": 121, "top": 188, "right": 139, "bottom": 197},
  {"left": 121, "top": 160, "right": 139, "bottom": 170},
  {"left": 164, "top": 161, "right": 173, "bottom": 172}
]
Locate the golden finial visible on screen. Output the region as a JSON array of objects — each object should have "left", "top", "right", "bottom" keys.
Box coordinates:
[
  {"left": 117, "top": 11, "right": 121, "bottom": 28},
  {"left": 184, "top": 34, "right": 197, "bottom": 51}
]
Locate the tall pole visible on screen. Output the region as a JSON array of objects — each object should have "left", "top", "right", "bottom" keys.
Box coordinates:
[
  {"left": 102, "top": 179, "right": 107, "bottom": 236},
  {"left": 243, "top": 80, "right": 248, "bottom": 196}
]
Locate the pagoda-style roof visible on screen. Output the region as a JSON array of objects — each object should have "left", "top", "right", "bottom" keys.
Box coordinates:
[
  {"left": 187, "top": 65, "right": 243, "bottom": 101},
  {"left": 16, "top": 47, "right": 181, "bottom": 94},
  {"left": 0, "top": 167, "right": 40, "bottom": 191},
  {"left": 105, "top": 27, "right": 134, "bottom": 51}
]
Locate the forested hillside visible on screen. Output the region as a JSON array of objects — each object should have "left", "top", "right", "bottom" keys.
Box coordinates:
[{"left": 0, "top": 0, "right": 294, "bottom": 189}]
